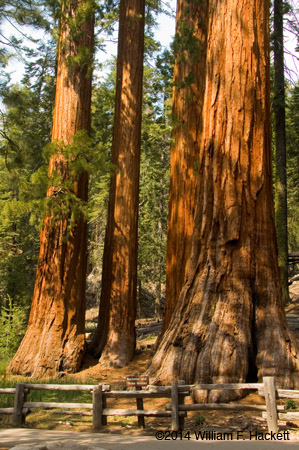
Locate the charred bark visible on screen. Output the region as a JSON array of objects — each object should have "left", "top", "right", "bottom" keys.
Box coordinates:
[
  {"left": 163, "top": 0, "right": 209, "bottom": 334},
  {"left": 149, "top": 0, "right": 299, "bottom": 397},
  {"left": 7, "top": 0, "right": 94, "bottom": 377},
  {"left": 89, "top": 0, "right": 145, "bottom": 367}
]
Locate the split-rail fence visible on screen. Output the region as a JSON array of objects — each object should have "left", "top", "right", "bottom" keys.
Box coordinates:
[{"left": 1, "top": 376, "right": 299, "bottom": 433}]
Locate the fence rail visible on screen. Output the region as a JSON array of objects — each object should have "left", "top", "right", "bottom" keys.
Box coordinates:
[
  {"left": 1, "top": 377, "right": 299, "bottom": 432},
  {"left": 0, "top": 388, "right": 16, "bottom": 415}
]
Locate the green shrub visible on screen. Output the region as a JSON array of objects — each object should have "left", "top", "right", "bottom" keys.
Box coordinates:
[
  {"left": 0, "top": 358, "right": 10, "bottom": 375},
  {"left": 0, "top": 296, "right": 27, "bottom": 358},
  {"left": 286, "top": 399, "right": 298, "bottom": 410},
  {"left": 194, "top": 414, "right": 206, "bottom": 426}
]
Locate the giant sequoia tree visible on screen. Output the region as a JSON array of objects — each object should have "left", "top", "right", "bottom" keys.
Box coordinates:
[
  {"left": 163, "top": 0, "right": 209, "bottom": 332},
  {"left": 89, "top": 0, "right": 145, "bottom": 366},
  {"left": 8, "top": 0, "right": 94, "bottom": 377},
  {"left": 150, "top": 0, "right": 299, "bottom": 393}
]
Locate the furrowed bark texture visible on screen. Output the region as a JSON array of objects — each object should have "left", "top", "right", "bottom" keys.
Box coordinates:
[
  {"left": 8, "top": 0, "right": 94, "bottom": 377},
  {"left": 149, "top": 0, "right": 299, "bottom": 397},
  {"left": 89, "top": 0, "right": 145, "bottom": 366},
  {"left": 274, "top": 0, "right": 289, "bottom": 305},
  {"left": 163, "top": 0, "right": 209, "bottom": 333}
]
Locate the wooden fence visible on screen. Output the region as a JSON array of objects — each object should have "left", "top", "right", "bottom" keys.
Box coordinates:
[
  {"left": 289, "top": 252, "right": 299, "bottom": 266},
  {"left": 1, "top": 377, "right": 299, "bottom": 433},
  {"left": 167, "top": 377, "right": 286, "bottom": 433},
  {"left": 0, "top": 387, "right": 15, "bottom": 416}
]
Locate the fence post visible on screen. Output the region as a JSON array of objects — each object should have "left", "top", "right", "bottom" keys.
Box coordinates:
[
  {"left": 178, "top": 380, "right": 185, "bottom": 430},
  {"left": 171, "top": 381, "right": 179, "bottom": 431},
  {"left": 12, "top": 384, "right": 26, "bottom": 427},
  {"left": 102, "top": 390, "right": 107, "bottom": 426},
  {"left": 136, "top": 397, "right": 145, "bottom": 428},
  {"left": 92, "top": 384, "right": 103, "bottom": 431},
  {"left": 263, "top": 376, "right": 278, "bottom": 433}
]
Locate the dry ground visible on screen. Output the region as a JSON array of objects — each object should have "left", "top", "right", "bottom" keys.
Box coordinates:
[{"left": 286, "top": 280, "right": 299, "bottom": 314}]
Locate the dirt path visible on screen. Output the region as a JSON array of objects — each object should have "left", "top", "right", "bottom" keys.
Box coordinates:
[{"left": 0, "top": 428, "right": 298, "bottom": 450}]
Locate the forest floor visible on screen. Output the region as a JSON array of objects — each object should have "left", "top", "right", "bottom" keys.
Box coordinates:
[
  {"left": 286, "top": 280, "right": 299, "bottom": 314},
  {"left": 1, "top": 282, "right": 299, "bottom": 440}
]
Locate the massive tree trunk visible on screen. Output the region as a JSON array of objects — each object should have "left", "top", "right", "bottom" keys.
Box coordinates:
[
  {"left": 8, "top": 0, "right": 94, "bottom": 377},
  {"left": 149, "top": 0, "right": 299, "bottom": 397},
  {"left": 273, "top": 0, "right": 289, "bottom": 305},
  {"left": 162, "top": 0, "right": 209, "bottom": 334},
  {"left": 89, "top": 0, "right": 145, "bottom": 366}
]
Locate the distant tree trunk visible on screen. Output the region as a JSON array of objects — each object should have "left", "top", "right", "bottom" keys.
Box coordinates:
[
  {"left": 89, "top": 0, "right": 145, "bottom": 366},
  {"left": 162, "top": 0, "right": 209, "bottom": 333},
  {"left": 8, "top": 0, "right": 94, "bottom": 377},
  {"left": 274, "top": 0, "right": 289, "bottom": 305},
  {"left": 155, "top": 281, "right": 162, "bottom": 321},
  {"left": 149, "top": 0, "right": 299, "bottom": 396}
]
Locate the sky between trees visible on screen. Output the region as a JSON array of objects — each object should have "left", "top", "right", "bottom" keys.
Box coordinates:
[{"left": 3, "top": 0, "right": 297, "bottom": 85}]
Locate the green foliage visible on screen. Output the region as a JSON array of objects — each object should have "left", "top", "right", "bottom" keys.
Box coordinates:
[
  {"left": 138, "top": 51, "right": 173, "bottom": 290},
  {"left": 0, "top": 358, "right": 10, "bottom": 375},
  {"left": 0, "top": 296, "right": 27, "bottom": 359},
  {"left": 44, "top": 131, "right": 101, "bottom": 178},
  {"left": 0, "top": 30, "right": 56, "bottom": 309},
  {"left": 66, "top": 44, "right": 94, "bottom": 73},
  {"left": 171, "top": 4, "right": 205, "bottom": 93},
  {"left": 286, "top": 398, "right": 298, "bottom": 410},
  {"left": 67, "top": 0, "right": 95, "bottom": 31},
  {"left": 0, "top": 376, "right": 97, "bottom": 409},
  {"left": 40, "top": 131, "right": 110, "bottom": 235},
  {"left": 0, "top": 0, "right": 48, "bottom": 27},
  {"left": 59, "top": 0, "right": 96, "bottom": 75},
  {"left": 87, "top": 63, "right": 115, "bottom": 272},
  {"left": 194, "top": 414, "right": 206, "bottom": 426},
  {"left": 173, "top": 17, "right": 202, "bottom": 65},
  {"left": 286, "top": 83, "right": 299, "bottom": 251},
  {"left": 95, "top": 0, "right": 119, "bottom": 42},
  {"left": 0, "top": 0, "right": 56, "bottom": 91}
]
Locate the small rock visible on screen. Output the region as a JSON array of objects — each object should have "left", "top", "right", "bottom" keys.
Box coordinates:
[
  {"left": 241, "top": 421, "right": 250, "bottom": 430},
  {"left": 286, "top": 421, "right": 299, "bottom": 428}
]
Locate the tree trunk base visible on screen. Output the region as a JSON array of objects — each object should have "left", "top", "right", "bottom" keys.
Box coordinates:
[
  {"left": 98, "top": 334, "right": 135, "bottom": 368},
  {"left": 7, "top": 327, "right": 85, "bottom": 378},
  {"left": 147, "top": 277, "right": 299, "bottom": 401}
]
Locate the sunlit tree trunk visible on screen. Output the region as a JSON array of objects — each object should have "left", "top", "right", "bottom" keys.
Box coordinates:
[
  {"left": 149, "top": 0, "right": 299, "bottom": 396},
  {"left": 274, "top": 0, "right": 289, "bottom": 305},
  {"left": 162, "top": 0, "right": 209, "bottom": 333},
  {"left": 89, "top": 0, "right": 145, "bottom": 366},
  {"left": 8, "top": 0, "right": 94, "bottom": 377}
]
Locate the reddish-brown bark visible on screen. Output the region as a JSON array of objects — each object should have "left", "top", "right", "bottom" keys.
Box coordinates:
[
  {"left": 89, "top": 0, "right": 145, "bottom": 366},
  {"left": 163, "top": 0, "right": 209, "bottom": 333},
  {"left": 149, "top": 0, "right": 299, "bottom": 395},
  {"left": 7, "top": 0, "right": 94, "bottom": 377}
]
